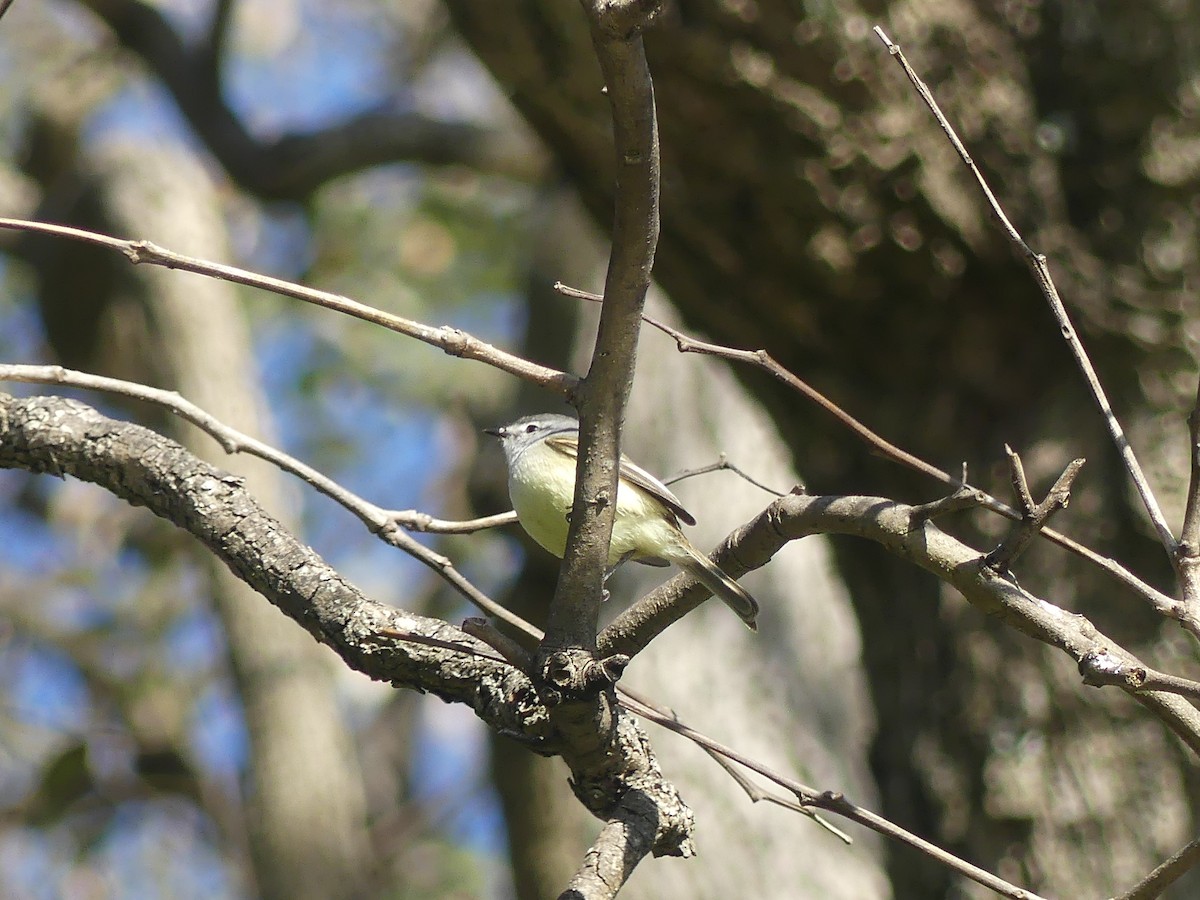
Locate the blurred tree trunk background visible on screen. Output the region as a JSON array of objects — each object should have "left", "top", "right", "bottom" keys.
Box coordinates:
[
  {"left": 2, "top": 1, "right": 1199, "bottom": 898},
  {"left": 446, "top": 1, "right": 1200, "bottom": 896}
]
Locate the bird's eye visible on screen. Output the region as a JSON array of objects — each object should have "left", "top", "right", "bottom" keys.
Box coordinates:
[{"left": 524, "top": 423, "right": 538, "bottom": 433}]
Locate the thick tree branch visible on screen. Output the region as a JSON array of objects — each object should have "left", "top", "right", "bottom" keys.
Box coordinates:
[
  {"left": 0, "top": 392, "right": 546, "bottom": 736},
  {"left": 0, "top": 362, "right": 533, "bottom": 633},
  {"left": 76, "top": 0, "right": 543, "bottom": 197},
  {"left": 600, "top": 492, "right": 1200, "bottom": 758},
  {"left": 563, "top": 760, "right": 691, "bottom": 900},
  {"left": 0, "top": 391, "right": 698, "bottom": 858},
  {"left": 544, "top": 0, "right": 662, "bottom": 655}
]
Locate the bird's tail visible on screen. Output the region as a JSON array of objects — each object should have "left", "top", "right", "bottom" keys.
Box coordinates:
[{"left": 676, "top": 539, "right": 760, "bottom": 630}]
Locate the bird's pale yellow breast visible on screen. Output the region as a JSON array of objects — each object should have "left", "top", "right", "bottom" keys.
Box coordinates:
[
  {"left": 508, "top": 441, "right": 679, "bottom": 565},
  {"left": 508, "top": 441, "right": 578, "bottom": 557}
]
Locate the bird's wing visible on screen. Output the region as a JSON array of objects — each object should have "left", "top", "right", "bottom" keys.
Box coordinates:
[{"left": 544, "top": 433, "right": 697, "bottom": 526}]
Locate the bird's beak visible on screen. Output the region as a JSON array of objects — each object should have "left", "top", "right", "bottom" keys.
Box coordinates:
[{"left": 483, "top": 425, "right": 504, "bottom": 437}]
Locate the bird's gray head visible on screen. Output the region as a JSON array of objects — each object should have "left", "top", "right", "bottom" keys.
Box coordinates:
[{"left": 485, "top": 413, "right": 578, "bottom": 463}]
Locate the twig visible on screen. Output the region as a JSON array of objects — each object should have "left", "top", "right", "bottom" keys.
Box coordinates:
[
  {"left": 983, "top": 450, "right": 1085, "bottom": 571},
  {"left": 910, "top": 466, "right": 989, "bottom": 523},
  {"left": 873, "top": 26, "right": 1178, "bottom": 563},
  {"left": 616, "top": 684, "right": 851, "bottom": 843},
  {"left": 909, "top": 485, "right": 989, "bottom": 523},
  {"left": 701, "top": 748, "right": 852, "bottom": 843},
  {"left": 615, "top": 688, "right": 1045, "bottom": 899},
  {"left": 1113, "top": 832, "right": 1200, "bottom": 900},
  {"left": 663, "top": 455, "right": 788, "bottom": 497},
  {"left": 387, "top": 509, "right": 519, "bottom": 534},
  {"left": 556, "top": 282, "right": 1184, "bottom": 627},
  {"left": 0, "top": 218, "right": 574, "bottom": 396},
  {"left": 375, "top": 627, "right": 511, "bottom": 667},
  {"left": 1079, "top": 650, "right": 1200, "bottom": 702},
  {"left": 461, "top": 617, "right": 533, "bottom": 670}
]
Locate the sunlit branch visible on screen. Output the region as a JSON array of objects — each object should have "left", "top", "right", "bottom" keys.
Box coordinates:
[
  {"left": 0, "top": 218, "right": 574, "bottom": 396},
  {"left": 600, "top": 493, "right": 1200, "bottom": 763},
  {"left": 0, "top": 364, "right": 535, "bottom": 635},
  {"left": 1, "top": 388, "right": 1126, "bottom": 898},
  {"left": 556, "top": 281, "right": 1186, "bottom": 631},
  {"left": 542, "top": 0, "right": 663, "bottom": 654},
  {"left": 1114, "top": 832, "right": 1200, "bottom": 900}
]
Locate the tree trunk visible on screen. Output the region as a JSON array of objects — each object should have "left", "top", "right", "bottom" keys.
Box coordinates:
[
  {"left": 23, "top": 123, "right": 373, "bottom": 899},
  {"left": 447, "top": 1, "right": 1200, "bottom": 895}
]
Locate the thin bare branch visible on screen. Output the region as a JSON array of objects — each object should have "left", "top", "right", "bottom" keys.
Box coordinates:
[
  {"left": 663, "top": 455, "right": 788, "bottom": 497},
  {"left": 910, "top": 484, "right": 990, "bottom": 524},
  {"left": 374, "top": 627, "right": 510, "bottom": 667},
  {"left": 701, "top": 748, "right": 853, "bottom": 843},
  {"left": 0, "top": 218, "right": 574, "bottom": 396},
  {"left": 615, "top": 690, "right": 1044, "bottom": 899},
  {"left": 555, "top": 281, "right": 1183, "bottom": 625},
  {"left": 1079, "top": 650, "right": 1200, "bottom": 702},
  {"left": 387, "top": 509, "right": 519, "bottom": 534},
  {"left": 616, "top": 684, "right": 852, "bottom": 843},
  {"left": 1113, "top": 831, "right": 1200, "bottom": 900},
  {"left": 873, "top": 25, "right": 1178, "bottom": 562},
  {"left": 460, "top": 617, "right": 534, "bottom": 669},
  {"left": 0, "top": 364, "right": 538, "bottom": 637}
]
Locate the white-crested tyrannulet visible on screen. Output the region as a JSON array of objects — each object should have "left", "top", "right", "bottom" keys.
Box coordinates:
[{"left": 486, "top": 413, "right": 759, "bottom": 630}]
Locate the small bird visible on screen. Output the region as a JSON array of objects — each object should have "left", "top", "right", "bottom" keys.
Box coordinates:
[{"left": 486, "top": 413, "right": 759, "bottom": 629}]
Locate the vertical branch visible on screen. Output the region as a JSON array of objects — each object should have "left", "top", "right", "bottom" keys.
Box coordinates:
[
  {"left": 202, "top": 0, "right": 236, "bottom": 79},
  {"left": 531, "top": 13, "right": 671, "bottom": 886},
  {"left": 542, "top": 1, "right": 662, "bottom": 653},
  {"left": 1179, "top": 377, "right": 1200, "bottom": 609}
]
